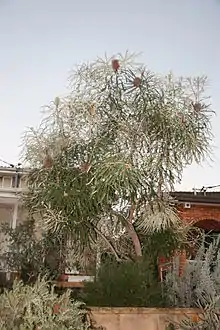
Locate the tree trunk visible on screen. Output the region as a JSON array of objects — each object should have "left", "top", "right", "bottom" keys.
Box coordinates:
[{"left": 125, "top": 204, "right": 142, "bottom": 258}]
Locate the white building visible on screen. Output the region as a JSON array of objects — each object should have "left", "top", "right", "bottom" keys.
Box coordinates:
[{"left": 0, "top": 165, "right": 28, "bottom": 230}]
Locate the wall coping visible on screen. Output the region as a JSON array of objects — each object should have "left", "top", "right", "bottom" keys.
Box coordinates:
[{"left": 89, "top": 307, "right": 199, "bottom": 314}]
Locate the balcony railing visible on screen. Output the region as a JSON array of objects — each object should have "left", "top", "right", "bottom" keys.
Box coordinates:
[
  {"left": 0, "top": 186, "right": 24, "bottom": 193},
  {"left": 0, "top": 177, "right": 27, "bottom": 192}
]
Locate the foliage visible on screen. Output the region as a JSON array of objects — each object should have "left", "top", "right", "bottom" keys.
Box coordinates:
[
  {"left": 169, "top": 297, "right": 220, "bottom": 329},
  {"left": 22, "top": 52, "right": 214, "bottom": 260},
  {"left": 0, "top": 220, "right": 61, "bottom": 283},
  {"left": 82, "top": 257, "right": 164, "bottom": 307},
  {"left": 0, "top": 277, "right": 94, "bottom": 330},
  {"left": 164, "top": 235, "right": 220, "bottom": 308},
  {"left": 140, "top": 225, "right": 198, "bottom": 260},
  {"left": 81, "top": 226, "right": 194, "bottom": 307}
]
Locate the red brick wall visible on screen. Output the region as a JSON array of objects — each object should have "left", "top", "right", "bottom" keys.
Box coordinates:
[
  {"left": 158, "top": 250, "right": 186, "bottom": 280},
  {"left": 158, "top": 203, "right": 220, "bottom": 279},
  {"left": 177, "top": 204, "right": 220, "bottom": 230},
  {"left": 177, "top": 204, "right": 220, "bottom": 223}
]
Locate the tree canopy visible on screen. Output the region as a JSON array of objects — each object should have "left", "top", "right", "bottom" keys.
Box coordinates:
[{"left": 22, "top": 52, "right": 214, "bottom": 262}]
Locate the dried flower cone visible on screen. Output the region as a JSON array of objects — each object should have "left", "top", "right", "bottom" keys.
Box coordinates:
[
  {"left": 53, "top": 303, "right": 60, "bottom": 314},
  {"left": 180, "top": 115, "right": 185, "bottom": 124},
  {"left": 43, "top": 151, "right": 53, "bottom": 168},
  {"left": 133, "top": 77, "right": 141, "bottom": 87},
  {"left": 88, "top": 103, "right": 95, "bottom": 116},
  {"left": 178, "top": 113, "right": 185, "bottom": 124},
  {"left": 193, "top": 102, "right": 202, "bottom": 112},
  {"left": 79, "top": 162, "right": 91, "bottom": 173},
  {"left": 112, "top": 59, "right": 120, "bottom": 72},
  {"left": 54, "top": 96, "right": 60, "bottom": 108}
]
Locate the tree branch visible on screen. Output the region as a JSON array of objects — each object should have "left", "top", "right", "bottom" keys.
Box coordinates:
[
  {"left": 93, "top": 227, "right": 122, "bottom": 262},
  {"left": 125, "top": 203, "right": 142, "bottom": 258}
]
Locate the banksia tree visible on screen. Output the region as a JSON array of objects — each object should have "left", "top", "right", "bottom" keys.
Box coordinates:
[{"left": 22, "top": 52, "right": 214, "bottom": 262}]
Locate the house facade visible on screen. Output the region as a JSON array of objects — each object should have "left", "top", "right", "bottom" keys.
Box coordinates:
[
  {"left": 0, "top": 165, "right": 29, "bottom": 235},
  {"left": 171, "top": 190, "right": 220, "bottom": 231},
  {"left": 158, "top": 190, "right": 220, "bottom": 280}
]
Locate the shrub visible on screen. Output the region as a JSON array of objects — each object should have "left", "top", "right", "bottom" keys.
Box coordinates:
[
  {"left": 170, "top": 297, "right": 220, "bottom": 329},
  {"left": 164, "top": 235, "right": 220, "bottom": 308},
  {"left": 0, "top": 277, "right": 89, "bottom": 330},
  {"left": 140, "top": 227, "right": 188, "bottom": 260},
  {"left": 82, "top": 258, "right": 164, "bottom": 307},
  {"left": 0, "top": 220, "right": 60, "bottom": 283}
]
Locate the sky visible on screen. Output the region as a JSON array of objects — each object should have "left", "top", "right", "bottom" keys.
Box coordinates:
[{"left": 0, "top": 0, "right": 220, "bottom": 191}]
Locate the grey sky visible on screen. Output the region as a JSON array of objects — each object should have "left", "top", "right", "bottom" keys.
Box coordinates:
[{"left": 0, "top": 0, "right": 219, "bottom": 190}]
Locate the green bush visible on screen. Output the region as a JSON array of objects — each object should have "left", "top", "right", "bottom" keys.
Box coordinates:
[
  {"left": 82, "top": 258, "right": 164, "bottom": 307},
  {"left": 0, "top": 277, "right": 89, "bottom": 330},
  {"left": 139, "top": 228, "right": 185, "bottom": 268},
  {"left": 0, "top": 220, "right": 61, "bottom": 283}
]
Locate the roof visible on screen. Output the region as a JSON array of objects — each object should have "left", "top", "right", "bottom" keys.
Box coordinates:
[
  {"left": 0, "top": 166, "right": 30, "bottom": 174},
  {"left": 171, "top": 191, "right": 220, "bottom": 205}
]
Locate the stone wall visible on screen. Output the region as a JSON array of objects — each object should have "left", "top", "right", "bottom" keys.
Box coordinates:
[{"left": 91, "top": 307, "right": 198, "bottom": 330}]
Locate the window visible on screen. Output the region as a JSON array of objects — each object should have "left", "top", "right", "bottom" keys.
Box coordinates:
[
  {"left": 12, "top": 174, "right": 21, "bottom": 188},
  {"left": 3, "top": 177, "right": 12, "bottom": 188}
]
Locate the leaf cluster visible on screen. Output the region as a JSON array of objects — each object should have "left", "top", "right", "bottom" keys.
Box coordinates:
[
  {"left": 0, "top": 277, "right": 90, "bottom": 330},
  {"left": 0, "top": 221, "right": 60, "bottom": 283}
]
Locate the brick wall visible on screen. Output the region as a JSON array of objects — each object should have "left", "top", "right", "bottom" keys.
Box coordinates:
[
  {"left": 158, "top": 202, "right": 220, "bottom": 278},
  {"left": 177, "top": 204, "right": 220, "bottom": 226}
]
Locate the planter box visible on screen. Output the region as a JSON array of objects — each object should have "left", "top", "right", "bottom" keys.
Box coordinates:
[
  {"left": 90, "top": 307, "right": 199, "bottom": 330},
  {"left": 55, "top": 281, "right": 84, "bottom": 288},
  {"left": 68, "top": 275, "right": 94, "bottom": 283}
]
